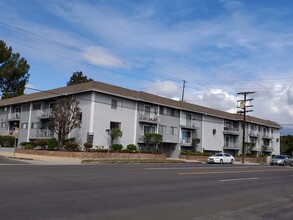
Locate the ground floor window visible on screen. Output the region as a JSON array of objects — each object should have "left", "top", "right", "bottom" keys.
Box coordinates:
[{"left": 110, "top": 121, "right": 121, "bottom": 130}]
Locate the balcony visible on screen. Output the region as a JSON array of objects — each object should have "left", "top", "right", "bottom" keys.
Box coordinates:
[
  {"left": 180, "top": 138, "right": 192, "bottom": 146},
  {"left": 262, "top": 133, "right": 272, "bottom": 139},
  {"left": 139, "top": 114, "right": 159, "bottom": 124},
  {"left": 7, "top": 113, "right": 21, "bottom": 121},
  {"left": 180, "top": 121, "right": 198, "bottom": 129},
  {"left": 223, "top": 127, "right": 239, "bottom": 135},
  {"left": 32, "top": 129, "right": 54, "bottom": 138},
  {"left": 36, "top": 109, "right": 52, "bottom": 119},
  {"left": 223, "top": 142, "right": 239, "bottom": 149},
  {"left": 249, "top": 131, "right": 259, "bottom": 137},
  {"left": 261, "top": 145, "right": 273, "bottom": 152}
]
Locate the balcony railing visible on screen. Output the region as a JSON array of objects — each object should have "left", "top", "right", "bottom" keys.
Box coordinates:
[
  {"left": 249, "top": 131, "right": 259, "bottom": 137},
  {"left": 223, "top": 127, "right": 239, "bottom": 135},
  {"left": 7, "top": 113, "right": 21, "bottom": 121},
  {"left": 180, "top": 138, "right": 192, "bottom": 144},
  {"left": 139, "top": 114, "right": 159, "bottom": 123},
  {"left": 180, "top": 121, "right": 197, "bottom": 129},
  {"left": 223, "top": 143, "right": 239, "bottom": 149},
  {"left": 32, "top": 129, "right": 54, "bottom": 138},
  {"left": 36, "top": 109, "right": 52, "bottom": 118}
]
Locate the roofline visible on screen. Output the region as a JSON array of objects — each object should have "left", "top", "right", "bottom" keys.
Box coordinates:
[{"left": 0, "top": 81, "right": 281, "bottom": 129}]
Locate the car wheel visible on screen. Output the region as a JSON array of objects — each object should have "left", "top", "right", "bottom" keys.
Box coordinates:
[
  {"left": 220, "top": 159, "right": 223, "bottom": 164},
  {"left": 270, "top": 163, "right": 274, "bottom": 166},
  {"left": 230, "top": 159, "right": 234, "bottom": 164}
]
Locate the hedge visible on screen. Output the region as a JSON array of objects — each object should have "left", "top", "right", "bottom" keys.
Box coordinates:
[{"left": 0, "top": 135, "right": 15, "bottom": 148}]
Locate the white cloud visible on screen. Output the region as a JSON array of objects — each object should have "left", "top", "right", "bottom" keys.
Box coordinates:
[
  {"left": 145, "top": 80, "right": 180, "bottom": 98},
  {"left": 287, "top": 85, "right": 293, "bottom": 105},
  {"left": 82, "top": 46, "right": 128, "bottom": 68}
]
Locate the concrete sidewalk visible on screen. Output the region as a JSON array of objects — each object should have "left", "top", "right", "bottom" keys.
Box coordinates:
[{"left": 0, "top": 149, "right": 83, "bottom": 165}]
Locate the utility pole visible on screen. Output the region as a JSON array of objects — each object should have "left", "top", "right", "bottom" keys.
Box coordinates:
[
  {"left": 181, "top": 80, "right": 187, "bottom": 102},
  {"left": 237, "top": 91, "right": 255, "bottom": 163}
]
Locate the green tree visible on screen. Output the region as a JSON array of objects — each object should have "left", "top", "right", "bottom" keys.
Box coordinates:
[
  {"left": 109, "top": 128, "right": 123, "bottom": 146},
  {"left": 0, "top": 40, "right": 30, "bottom": 99},
  {"left": 144, "top": 133, "right": 163, "bottom": 152},
  {"left": 67, "top": 71, "right": 93, "bottom": 86},
  {"left": 280, "top": 135, "right": 293, "bottom": 155},
  {"left": 49, "top": 97, "right": 82, "bottom": 149}
]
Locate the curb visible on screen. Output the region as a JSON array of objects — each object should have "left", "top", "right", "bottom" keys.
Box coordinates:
[{"left": 7, "top": 156, "right": 34, "bottom": 161}]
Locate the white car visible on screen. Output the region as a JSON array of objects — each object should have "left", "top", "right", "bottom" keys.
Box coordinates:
[{"left": 207, "top": 153, "right": 235, "bottom": 164}]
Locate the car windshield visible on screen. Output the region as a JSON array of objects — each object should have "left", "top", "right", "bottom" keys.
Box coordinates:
[
  {"left": 274, "top": 155, "right": 285, "bottom": 159},
  {"left": 214, "top": 153, "right": 223, "bottom": 156}
]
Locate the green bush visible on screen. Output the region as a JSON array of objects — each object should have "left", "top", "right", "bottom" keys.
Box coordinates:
[
  {"left": 127, "top": 144, "right": 137, "bottom": 151},
  {"left": 65, "top": 142, "right": 79, "bottom": 151},
  {"left": 47, "top": 138, "right": 58, "bottom": 150},
  {"left": 0, "top": 135, "right": 15, "bottom": 148},
  {"left": 33, "top": 139, "right": 48, "bottom": 148},
  {"left": 64, "top": 137, "right": 76, "bottom": 144},
  {"left": 20, "top": 142, "right": 34, "bottom": 149},
  {"left": 111, "top": 144, "right": 123, "bottom": 151},
  {"left": 181, "top": 151, "right": 211, "bottom": 156},
  {"left": 84, "top": 142, "right": 93, "bottom": 151}
]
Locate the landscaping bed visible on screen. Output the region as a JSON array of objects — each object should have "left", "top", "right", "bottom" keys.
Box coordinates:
[{"left": 15, "top": 149, "right": 166, "bottom": 159}]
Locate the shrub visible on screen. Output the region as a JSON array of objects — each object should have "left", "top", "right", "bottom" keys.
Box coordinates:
[
  {"left": 84, "top": 142, "right": 93, "bottom": 151},
  {"left": 111, "top": 144, "right": 123, "bottom": 151},
  {"left": 127, "top": 144, "right": 137, "bottom": 151},
  {"left": 181, "top": 151, "right": 211, "bottom": 156},
  {"left": 65, "top": 142, "right": 79, "bottom": 151},
  {"left": 64, "top": 137, "right": 76, "bottom": 144},
  {"left": 47, "top": 138, "right": 58, "bottom": 150},
  {"left": 20, "top": 142, "right": 34, "bottom": 149},
  {"left": 0, "top": 135, "right": 15, "bottom": 148},
  {"left": 33, "top": 139, "right": 48, "bottom": 149}
]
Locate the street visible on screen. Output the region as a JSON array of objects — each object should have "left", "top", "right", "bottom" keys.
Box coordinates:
[{"left": 0, "top": 162, "right": 293, "bottom": 220}]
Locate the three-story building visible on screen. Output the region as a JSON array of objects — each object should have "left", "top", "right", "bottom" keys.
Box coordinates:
[{"left": 0, "top": 81, "right": 281, "bottom": 157}]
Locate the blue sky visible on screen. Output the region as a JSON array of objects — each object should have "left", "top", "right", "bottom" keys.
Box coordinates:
[{"left": 1, "top": 0, "right": 293, "bottom": 134}]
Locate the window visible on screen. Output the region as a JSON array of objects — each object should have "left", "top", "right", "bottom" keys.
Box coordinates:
[
  {"left": 110, "top": 121, "right": 121, "bottom": 130},
  {"left": 22, "top": 104, "right": 30, "bottom": 111},
  {"left": 159, "top": 125, "right": 167, "bottom": 134},
  {"left": 33, "top": 103, "right": 41, "bottom": 110},
  {"left": 3, "top": 106, "right": 8, "bottom": 112},
  {"left": 251, "top": 124, "right": 255, "bottom": 130},
  {"left": 159, "top": 107, "right": 167, "bottom": 115},
  {"left": 170, "top": 126, "right": 177, "bottom": 135},
  {"left": 31, "top": 122, "right": 40, "bottom": 129},
  {"left": 143, "top": 125, "right": 156, "bottom": 134},
  {"left": 21, "top": 123, "right": 28, "bottom": 129},
  {"left": 271, "top": 128, "right": 274, "bottom": 134},
  {"left": 111, "top": 99, "right": 122, "bottom": 110},
  {"left": 1, "top": 122, "right": 6, "bottom": 128},
  {"left": 171, "top": 109, "right": 175, "bottom": 116}
]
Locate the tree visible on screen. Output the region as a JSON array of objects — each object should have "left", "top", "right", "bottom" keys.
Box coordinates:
[
  {"left": 144, "top": 133, "right": 163, "bottom": 152},
  {"left": 109, "top": 128, "right": 123, "bottom": 146},
  {"left": 280, "top": 135, "right": 293, "bottom": 155},
  {"left": 192, "top": 137, "right": 200, "bottom": 151},
  {"left": 67, "top": 71, "right": 93, "bottom": 86},
  {"left": 0, "top": 40, "right": 30, "bottom": 99},
  {"left": 49, "top": 97, "right": 82, "bottom": 148}
]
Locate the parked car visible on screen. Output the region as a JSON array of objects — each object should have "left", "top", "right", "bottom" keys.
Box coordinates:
[
  {"left": 270, "top": 155, "right": 293, "bottom": 166},
  {"left": 207, "top": 153, "right": 235, "bottom": 164}
]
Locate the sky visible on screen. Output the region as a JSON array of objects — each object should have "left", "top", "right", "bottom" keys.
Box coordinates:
[{"left": 1, "top": 0, "right": 293, "bottom": 134}]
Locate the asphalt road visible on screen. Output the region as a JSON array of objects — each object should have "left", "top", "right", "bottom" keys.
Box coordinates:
[
  {"left": 0, "top": 156, "right": 28, "bottom": 165},
  {"left": 0, "top": 163, "right": 293, "bottom": 220}
]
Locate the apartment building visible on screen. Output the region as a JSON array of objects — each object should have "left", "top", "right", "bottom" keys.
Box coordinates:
[{"left": 0, "top": 81, "right": 281, "bottom": 157}]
